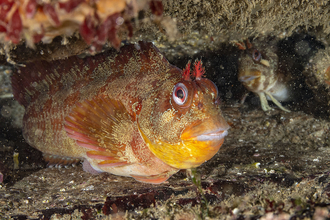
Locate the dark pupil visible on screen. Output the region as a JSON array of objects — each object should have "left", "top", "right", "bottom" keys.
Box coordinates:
[
  {"left": 176, "top": 89, "right": 184, "bottom": 99},
  {"left": 253, "top": 50, "right": 261, "bottom": 61}
]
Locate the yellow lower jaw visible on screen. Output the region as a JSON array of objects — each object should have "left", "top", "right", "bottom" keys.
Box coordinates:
[{"left": 139, "top": 128, "right": 223, "bottom": 169}]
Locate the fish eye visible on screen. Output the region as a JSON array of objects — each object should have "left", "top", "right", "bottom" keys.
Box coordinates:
[
  {"left": 252, "top": 49, "right": 262, "bottom": 61},
  {"left": 173, "top": 83, "right": 188, "bottom": 105}
]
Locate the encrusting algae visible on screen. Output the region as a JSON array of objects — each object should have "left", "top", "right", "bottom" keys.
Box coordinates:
[{"left": 11, "top": 41, "right": 229, "bottom": 184}]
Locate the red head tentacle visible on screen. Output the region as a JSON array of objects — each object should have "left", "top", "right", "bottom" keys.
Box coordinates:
[
  {"left": 234, "top": 39, "right": 252, "bottom": 50},
  {"left": 182, "top": 61, "right": 191, "bottom": 81},
  {"left": 235, "top": 41, "right": 246, "bottom": 50},
  {"left": 192, "top": 60, "right": 205, "bottom": 80},
  {"left": 246, "top": 39, "right": 252, "bottom": 49}
]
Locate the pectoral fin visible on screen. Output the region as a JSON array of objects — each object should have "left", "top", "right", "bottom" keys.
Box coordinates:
[{"left": 64, "top": 95, "right": 134, "bottom": 168}]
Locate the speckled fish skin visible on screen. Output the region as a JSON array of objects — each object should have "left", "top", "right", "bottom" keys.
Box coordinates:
[
  {"left": 237, "top": 39, "right": 291, "bottom": 112},
  {"left": 11, "top": 42, "right": 229, "bottom": 184}
]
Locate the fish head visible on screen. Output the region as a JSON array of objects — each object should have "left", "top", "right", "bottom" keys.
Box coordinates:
[
  {"left": 237, "top": 39, "right": 278, "bottom": 93},
  {"left": 138, "top": 61, "right": 229, "bottom": 169}
]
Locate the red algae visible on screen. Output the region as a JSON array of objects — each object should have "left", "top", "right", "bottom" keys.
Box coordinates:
[{"left": 0, "top": 0, "right": 157, "bottom": 50}]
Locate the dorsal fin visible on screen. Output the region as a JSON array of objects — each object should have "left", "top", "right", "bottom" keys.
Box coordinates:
[
  {"left": 11, "top": 41, "right": 179, "bottom": 108},
  {"left": 11, "top": 55, "right": 100, "bottom": 107}
]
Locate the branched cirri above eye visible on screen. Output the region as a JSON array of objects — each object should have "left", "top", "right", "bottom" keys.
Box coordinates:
[
  {"left": 173, "top": 83, "right": 188, "bottom": 105},
  {"left": 252, "top": 49, "right": 262, "bottom": 62}
]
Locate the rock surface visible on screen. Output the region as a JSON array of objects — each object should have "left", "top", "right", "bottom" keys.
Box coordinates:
[
  {"left": 1, "top": 106, "right": 330, "bottom": 219},
  {"left": 1, "top": 0, "right": 330, "bottom": 219}
]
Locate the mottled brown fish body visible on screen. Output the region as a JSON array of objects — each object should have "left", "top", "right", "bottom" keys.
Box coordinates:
[
  {"left": 14, "top": 43, "right": 176, "bottom": 157},
  {"left": 12, "top": 42, "right": 229, "bottom": 183}
]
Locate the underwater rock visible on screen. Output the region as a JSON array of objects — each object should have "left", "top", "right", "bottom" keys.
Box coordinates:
[{"left": 302, "top": 45, "right": 330, "bottom": 115}]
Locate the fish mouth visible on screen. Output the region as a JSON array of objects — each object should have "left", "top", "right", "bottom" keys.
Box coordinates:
[
  {"left": 181, "top": 118, "right": 230, "bottom": 142},
  {"left": 194, "top": 128, "right": 229, "bottom": 141},
  {"left": 238, "top": 69, "right": 261, "bottom": 82}
]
